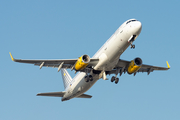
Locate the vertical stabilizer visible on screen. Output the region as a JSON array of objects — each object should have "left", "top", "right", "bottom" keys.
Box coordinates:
[{"left": 61, "top": 69, "right": 73, "bottom": 89}]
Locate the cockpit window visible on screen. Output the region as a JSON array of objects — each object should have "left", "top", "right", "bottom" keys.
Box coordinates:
[{"left": 126, "top": 20, "right": 137, "bottom": 24}]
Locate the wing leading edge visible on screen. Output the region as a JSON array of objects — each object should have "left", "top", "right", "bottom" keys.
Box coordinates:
[
  {"left": 9, "top": 52, "right": 99, "bottom": 71},
  {"left": 108, "top": 59, "right": 170, "bottom": 75}
]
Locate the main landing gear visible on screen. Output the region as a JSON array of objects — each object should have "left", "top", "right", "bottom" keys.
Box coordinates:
[
  {"left": 85, "top": 75, "right": 93, "bottom": 82},
  {"left": 111, "top": 76, "right": 119, "bottom": 84}
]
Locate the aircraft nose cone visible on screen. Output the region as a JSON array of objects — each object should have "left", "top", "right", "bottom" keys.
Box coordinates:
[
  {"left": 134, "top": 21, "right": 142, "bottom": 35},
  {"left": 137, "top": 21, "right": 142, "bottom": 29}
]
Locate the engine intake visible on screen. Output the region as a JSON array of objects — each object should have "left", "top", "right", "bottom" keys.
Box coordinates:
[
  {"left": 75, "top": 54, "right": 90, "bottom": 71},
  {"left": 127, "top": 57, "right": 142, "bottom": 74}
]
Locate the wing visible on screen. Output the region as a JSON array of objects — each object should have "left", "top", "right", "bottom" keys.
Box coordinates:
[
  {"left": 9, "top": 52, "right": 99, "bottom": 71},
  {"left": 108, "top": 59, "right": 170, "bottom": 75}
]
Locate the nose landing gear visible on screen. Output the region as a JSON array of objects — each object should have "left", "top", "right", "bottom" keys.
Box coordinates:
[
  {"left": 128, "top": 35, "right": 136, "bottom": 49},
  {"left": 130, "top": 44, "right": 135, "bottom": 49}
]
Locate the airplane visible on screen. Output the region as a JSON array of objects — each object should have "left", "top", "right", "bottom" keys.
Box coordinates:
[{"left": 10, "top": 19, "right": 170, "bottom": 101}]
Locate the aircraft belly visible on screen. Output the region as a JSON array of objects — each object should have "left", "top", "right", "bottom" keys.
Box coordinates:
[
  {"left": 65, "top": 73, "right": 99, "bottom": 100},
  {"left": 79, "top": 75, "right": 99, "bottom": 94}
]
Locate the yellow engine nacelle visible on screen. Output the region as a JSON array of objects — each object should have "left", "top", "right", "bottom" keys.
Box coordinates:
[
  {"left": 127, "top": 57, "right": 142, "bottom": 74},
  {"left": 75, "top": 54, "right": 90, "bottom": 71}
]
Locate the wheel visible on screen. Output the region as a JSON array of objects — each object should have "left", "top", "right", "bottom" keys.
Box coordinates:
[
  {"left": 132, "top": 45, "right": 135, "bottom": 49},
  {"left": 111, "top": 76, "right": 115, "bottom": 82},
  {"left": 115, "top": 78, "right": 119, "bottom": 84},
  {"left": 85, "top": 76, "right": 89, "bottom": 82},
  {"left": 90, "top": 77, "right": 93, "bottom": 81},
  {"left": 89, "top": 75, "right": 93, "bottom": 81}
]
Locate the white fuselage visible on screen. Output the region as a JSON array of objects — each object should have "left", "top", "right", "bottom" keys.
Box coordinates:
[{"left": 62, "top": 19, "right": 142, "bottom": 101}]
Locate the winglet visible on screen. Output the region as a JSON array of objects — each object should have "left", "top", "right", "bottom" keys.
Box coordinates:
[
  {"left": 9, "top": 52, "right": 14, "bottom": 61},
  {"left": 166, "top": 61, "right": 170, "bottom": 69}
]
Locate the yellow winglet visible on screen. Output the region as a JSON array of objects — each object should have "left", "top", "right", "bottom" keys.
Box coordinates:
[
  {"left": 166, "top": 61, "right": 170, "bottom": 69},
  {"left": 9, "top": 52, "right": 14, "bottom": 61}
]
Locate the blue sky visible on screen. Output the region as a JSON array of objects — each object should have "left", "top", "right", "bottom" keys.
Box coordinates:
[{"left": 1, "top": 0, "right": 179, "bottom": 120}]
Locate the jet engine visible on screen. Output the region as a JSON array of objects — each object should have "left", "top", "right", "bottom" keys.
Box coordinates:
[
  {"left": 127, "top": 57, "right": 142, "bottom": 74},
  {"left": 75, "top": 54, "right": 90, "bottom": 71}
]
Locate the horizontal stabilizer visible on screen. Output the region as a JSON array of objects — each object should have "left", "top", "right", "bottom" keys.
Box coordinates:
[
  {"left": 76, "top": 94, "right": 92, "bottom": 98},
  {"left": 37, "top": 91, "right": 65, "bottom": 97}
]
